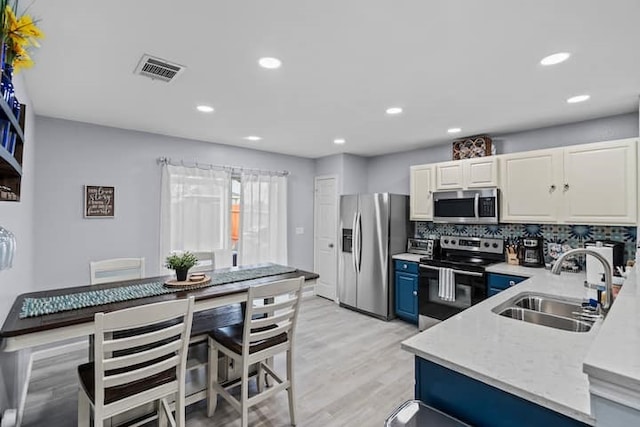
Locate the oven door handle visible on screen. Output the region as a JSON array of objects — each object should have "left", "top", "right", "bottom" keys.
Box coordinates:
[
  {"left": 420, "top": 264, "right": 483, "bottom": 277},
  {"left": 474, "top": 193, "right": 480, "bottom": 219}
]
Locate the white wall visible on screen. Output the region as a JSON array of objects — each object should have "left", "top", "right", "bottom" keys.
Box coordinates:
[
  {"left": 367, "top": 112, "right": 639, "bottom": 194},
  {"left": 315, "top": 153, "right": 368, "bottom": 195},
  {"left": 32, "top": 117, "right": 315, "bottom": 288},
  {"left": 342, "top": 154, "right": 368, "bottom": 195},
  {"left": 0, "top": 75, "right": 36, "bottom": 412}
]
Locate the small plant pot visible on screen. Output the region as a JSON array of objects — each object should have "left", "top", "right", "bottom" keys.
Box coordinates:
[{"left": 175, "top": 268, "right": 189, "bottom": 282}]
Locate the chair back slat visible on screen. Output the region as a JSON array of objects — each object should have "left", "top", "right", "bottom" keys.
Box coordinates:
[
  {"left": 250, "top": 309, "right": 295, "bottom": 329},
  {"left": 249, "top": 323, "right": 292, "bottom": 342},
  {"left": 101, "top": 301, "right": 188, "bottom": 331},
  {"left": 251, "top": 298, "right": 297, "bottom": 316},
  {"left": 190, "top": 251, "right": 215, "bottom": 272},
  {"left": 90, "top": 257, "right": 145, "bottom": 285},
  {"left": 242, "top": 277, "right": 304, "bottom": 355},
  {"left": 93, "top": 297, "right": 194, "bottom": 410},
  {"left": 249, "top": 278, "right": 302, "bottom": 299},
  {"left": 103, "top": 323, "right": 184, "bottom": 352},
  {"left": 103, "top": 340, "right": 182, "bottom": 371},
  {"left": 103, "top": 355, "right": 180, "bottom": 388}
]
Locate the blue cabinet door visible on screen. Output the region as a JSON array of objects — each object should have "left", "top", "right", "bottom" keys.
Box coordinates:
[
  {"left": 486, "top": 273, "right": 527, "bottom": 297},
  {"left": 395, "top": 271, "right": 418, "bottom": 324},
  {"left": 415, "top": 357, "right": 590, "bottom": 427}
]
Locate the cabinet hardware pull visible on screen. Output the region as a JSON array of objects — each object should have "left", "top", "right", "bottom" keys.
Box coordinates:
[
  {"left": 509, "top": 281, "right": 515, "bottom": 287},
  {"left": 413, "top": 291, "right": 417, "bottom": 296},
  {"left": 550, "top": 184, "right": 556, "bottom": 191},
  {"left": 564, "top": 183, "right": 570, "bottom": 191}
]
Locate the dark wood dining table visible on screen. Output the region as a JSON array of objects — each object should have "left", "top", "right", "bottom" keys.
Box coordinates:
[
  {"left": 0, "top": 266, "right": 317, "bottom": 423},
  {"left": 1, "top": 266, "right": 318, "bottom": 352}
]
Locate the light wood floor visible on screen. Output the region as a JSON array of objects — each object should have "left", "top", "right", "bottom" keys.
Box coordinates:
[{"left": 22, "top": 296, "right": 418, "bottom": 427}]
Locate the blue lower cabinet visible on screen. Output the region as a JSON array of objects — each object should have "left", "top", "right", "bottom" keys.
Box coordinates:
[
  {"left": 395, "top": 268, "right": 418, "bottom": 324},
  {"left": 415, "top": 357, "right": 590, "bottom": 427},
  {"left": 487, "top": 273, "right": 527, "bottom": 297}
]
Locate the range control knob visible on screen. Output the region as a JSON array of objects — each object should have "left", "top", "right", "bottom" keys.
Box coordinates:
[
  {"left": 451, "top": 240, "right": 456, "bottom": 245},
  {"left": 444, "top": 239, "right": 449, "bottom": 244},
  {"left": 484, "top": 242, "right": 490, "bottom": 248},
  {"left": 492, "top": 243, "right": 499, "bottom": 248}
]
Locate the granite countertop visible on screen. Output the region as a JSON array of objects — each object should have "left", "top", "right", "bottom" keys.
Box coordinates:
[
  {"left": 401, "top": 268, "right": 598, "bottom": 425},
  {"left": 392, "top": 253, "right": 424, "bottom": 263},
  {"left": 486, "top": 262, "right": 546, "bottom": 277},
  {"left": 583, "top": 267, "right": 640, "bottom": 405}
]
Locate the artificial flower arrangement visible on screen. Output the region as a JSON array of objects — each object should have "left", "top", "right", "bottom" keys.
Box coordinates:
[{"left": 1, "top": 0, "right": 44, "bottom": 73}]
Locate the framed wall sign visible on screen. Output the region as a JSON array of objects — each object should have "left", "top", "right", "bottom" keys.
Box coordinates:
[{"left": 84, "top": 185, "right": 115, "bottom": 218}]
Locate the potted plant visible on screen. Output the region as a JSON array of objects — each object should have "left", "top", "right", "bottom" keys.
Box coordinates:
[{"left": 165, "top": 251, "right": 198, "bottom": 282}]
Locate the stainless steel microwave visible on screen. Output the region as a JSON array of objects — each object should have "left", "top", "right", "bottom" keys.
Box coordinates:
[{"left": 433, "top": 188, "right": 499, "bottom": 224}]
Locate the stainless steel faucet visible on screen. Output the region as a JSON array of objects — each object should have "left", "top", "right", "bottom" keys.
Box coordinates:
[{"left": 551, "top": 248, "right": 613, "bottom": 314}]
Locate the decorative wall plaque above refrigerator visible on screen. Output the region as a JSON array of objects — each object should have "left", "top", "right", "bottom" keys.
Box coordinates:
[{"left": 452, "top": 135, "right": 492, "bottom": 160}]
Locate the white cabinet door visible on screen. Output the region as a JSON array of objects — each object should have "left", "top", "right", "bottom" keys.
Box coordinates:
[
  {"left": 435, "top": 161, "right": 464, "bottom": 190},
  {"left": 466, "top": 157, "right": 498, "bottom": 188},
  {"left": 410, "top": 164, "right": 434, "bottom": 220},
  {"left": 562, "top": 139, "right": 637, "bottom": 225},
  {"left": 500, "top": 149, "right": 563, "bottom": 223}
]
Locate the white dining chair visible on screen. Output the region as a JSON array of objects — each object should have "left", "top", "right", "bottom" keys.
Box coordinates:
[
  {"left": 207, "top": 276, "right": 304, "bottom": 427},
  {"left": 77, "top": 297, "right": 194, "bottom": 427},
  {"left": 190, "top": 251, "right": 216, "bottom": 273},
  {"left": 89, "top": 257, "right": 146, "bottom": 285}
]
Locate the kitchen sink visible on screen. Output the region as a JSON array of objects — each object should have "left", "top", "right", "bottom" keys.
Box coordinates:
[
  {"left": 492, "top": 292, "right": 597, "bottom": 333},
  {"left": 513, "top": 295, "right": 583, "bottom": 319},
  {"left": 497, "top": 307, "right": 593, "bottom": 332}
]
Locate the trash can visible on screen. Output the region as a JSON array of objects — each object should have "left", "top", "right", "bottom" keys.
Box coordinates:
[{"left": 385, "top": 400, "right": 471, "bottom": 427}]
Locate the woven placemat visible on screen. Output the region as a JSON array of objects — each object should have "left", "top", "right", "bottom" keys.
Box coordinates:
[{"left": 20, "top": 264, "right": 297, "bottom": 318}]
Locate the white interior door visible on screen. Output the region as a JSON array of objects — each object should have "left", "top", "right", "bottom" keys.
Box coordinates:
[{"left": 314, "top": 176, "right": 338, "bottom": 301}]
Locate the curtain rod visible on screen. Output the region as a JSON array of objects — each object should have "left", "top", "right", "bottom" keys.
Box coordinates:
[{"left": 157, "top": 157, "right": 289, "bottom": 177}]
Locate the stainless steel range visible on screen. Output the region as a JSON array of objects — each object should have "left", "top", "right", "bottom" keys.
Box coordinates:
[{"left": 418, "top": 235, "right": 504, "bottom": 329}]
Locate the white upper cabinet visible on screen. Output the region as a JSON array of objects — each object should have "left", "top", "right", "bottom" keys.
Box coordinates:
[
  {"left": 435, "top": 161, "right": 464, "bottom": 190},
  {"left": 500, "top": 149, "right": 563, "bottom": 223},
  {"left": 562, "top": 138, "right": 637, "bottom": 224},
  {"left": 465, "top": 157, "right": 499, "bottom": 188},
  {"left": 435, "top": 157, "right": 498, "bottom": 190},
  {"left": 410, "top": 164, "right": 435, "bottom": 221},
  {"left": 499, "top": 138, "right": 638, "bottom": 225}
]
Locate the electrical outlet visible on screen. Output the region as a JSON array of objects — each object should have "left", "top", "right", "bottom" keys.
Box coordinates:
[{"left": 295, "top": 227, "right": 304, "bottom": 235}]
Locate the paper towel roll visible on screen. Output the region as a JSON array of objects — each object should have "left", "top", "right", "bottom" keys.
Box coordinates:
[{"left": 586, "top": 246, "right": 614, "bottom": 285}]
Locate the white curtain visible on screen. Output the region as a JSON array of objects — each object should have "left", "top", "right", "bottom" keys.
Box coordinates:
[
  {"left": 160, "top": 164, "right": 232, "bottom": 271},
  {"left": 239, "top": 173, "right": 288, "bottom": 266}
]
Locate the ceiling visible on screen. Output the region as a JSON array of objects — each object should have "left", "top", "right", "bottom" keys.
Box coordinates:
[{"left": 24, "top": 0, "right": 640, "bottom": 158}]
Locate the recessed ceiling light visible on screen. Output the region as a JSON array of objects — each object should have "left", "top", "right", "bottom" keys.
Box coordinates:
[
  {"left": 447, "top": 128, "right": 462, "bottom": 134},
  {"left": 244, "top": 136, "right": 262, "bottom": 141},
  {"left": 258, "top": 57, "right": 282, "bottom": 69},
  {"left": 567, "top": 94, "right": 590, "bottom": 104},
  {"left": 196, "top": 105, "right": 214, "bottom": 113},
  {"left": 386, "top": 107, "right": 403, "bottom": 115},
  {"left": 333, "top": 138, "right": 346, "bottom": 145},
  {"left": 540, "top": 52, "right": 571, "bottom": 66}
]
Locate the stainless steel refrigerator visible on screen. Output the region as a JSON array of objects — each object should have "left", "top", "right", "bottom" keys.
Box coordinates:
[{"left": 338, "top": 193, "right": 408, "bottom": 320}]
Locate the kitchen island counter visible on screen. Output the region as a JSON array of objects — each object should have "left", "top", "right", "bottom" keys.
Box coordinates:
[
  {"left": 392, "top": 253, "right": 424, "bottom": 263},
  {"left": 402, "top": 269, "right": 597, "bottom": 425}
]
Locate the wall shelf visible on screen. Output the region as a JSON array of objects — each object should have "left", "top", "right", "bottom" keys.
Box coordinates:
[
  {"left": 0, "top": 96, "right": 24, "bottom": 142},
  {"left": 0, "top": 95, "right": 25, "bottom": 202}
]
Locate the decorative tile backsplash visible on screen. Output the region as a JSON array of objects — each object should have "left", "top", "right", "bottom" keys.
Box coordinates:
[{"left": 414, "top": 222, "right": 637, "bottom": 263}]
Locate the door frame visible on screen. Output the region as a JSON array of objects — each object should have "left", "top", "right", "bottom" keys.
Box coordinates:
[{"left": 313, "top": 174, "right": 339, "bottom": 302}]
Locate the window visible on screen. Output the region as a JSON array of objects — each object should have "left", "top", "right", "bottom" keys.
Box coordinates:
[{"left": 161, "top": 164, "right": 288, "bottom": 269}]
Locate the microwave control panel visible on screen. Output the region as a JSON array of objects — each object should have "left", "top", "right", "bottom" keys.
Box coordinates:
[{"left": 478, "top": 197, "right": 497, "bottom": 217}]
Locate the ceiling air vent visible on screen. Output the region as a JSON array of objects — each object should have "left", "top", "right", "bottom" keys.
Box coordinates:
[{"left": 134, "top": 54, "right": 185, "bottom": 83}]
